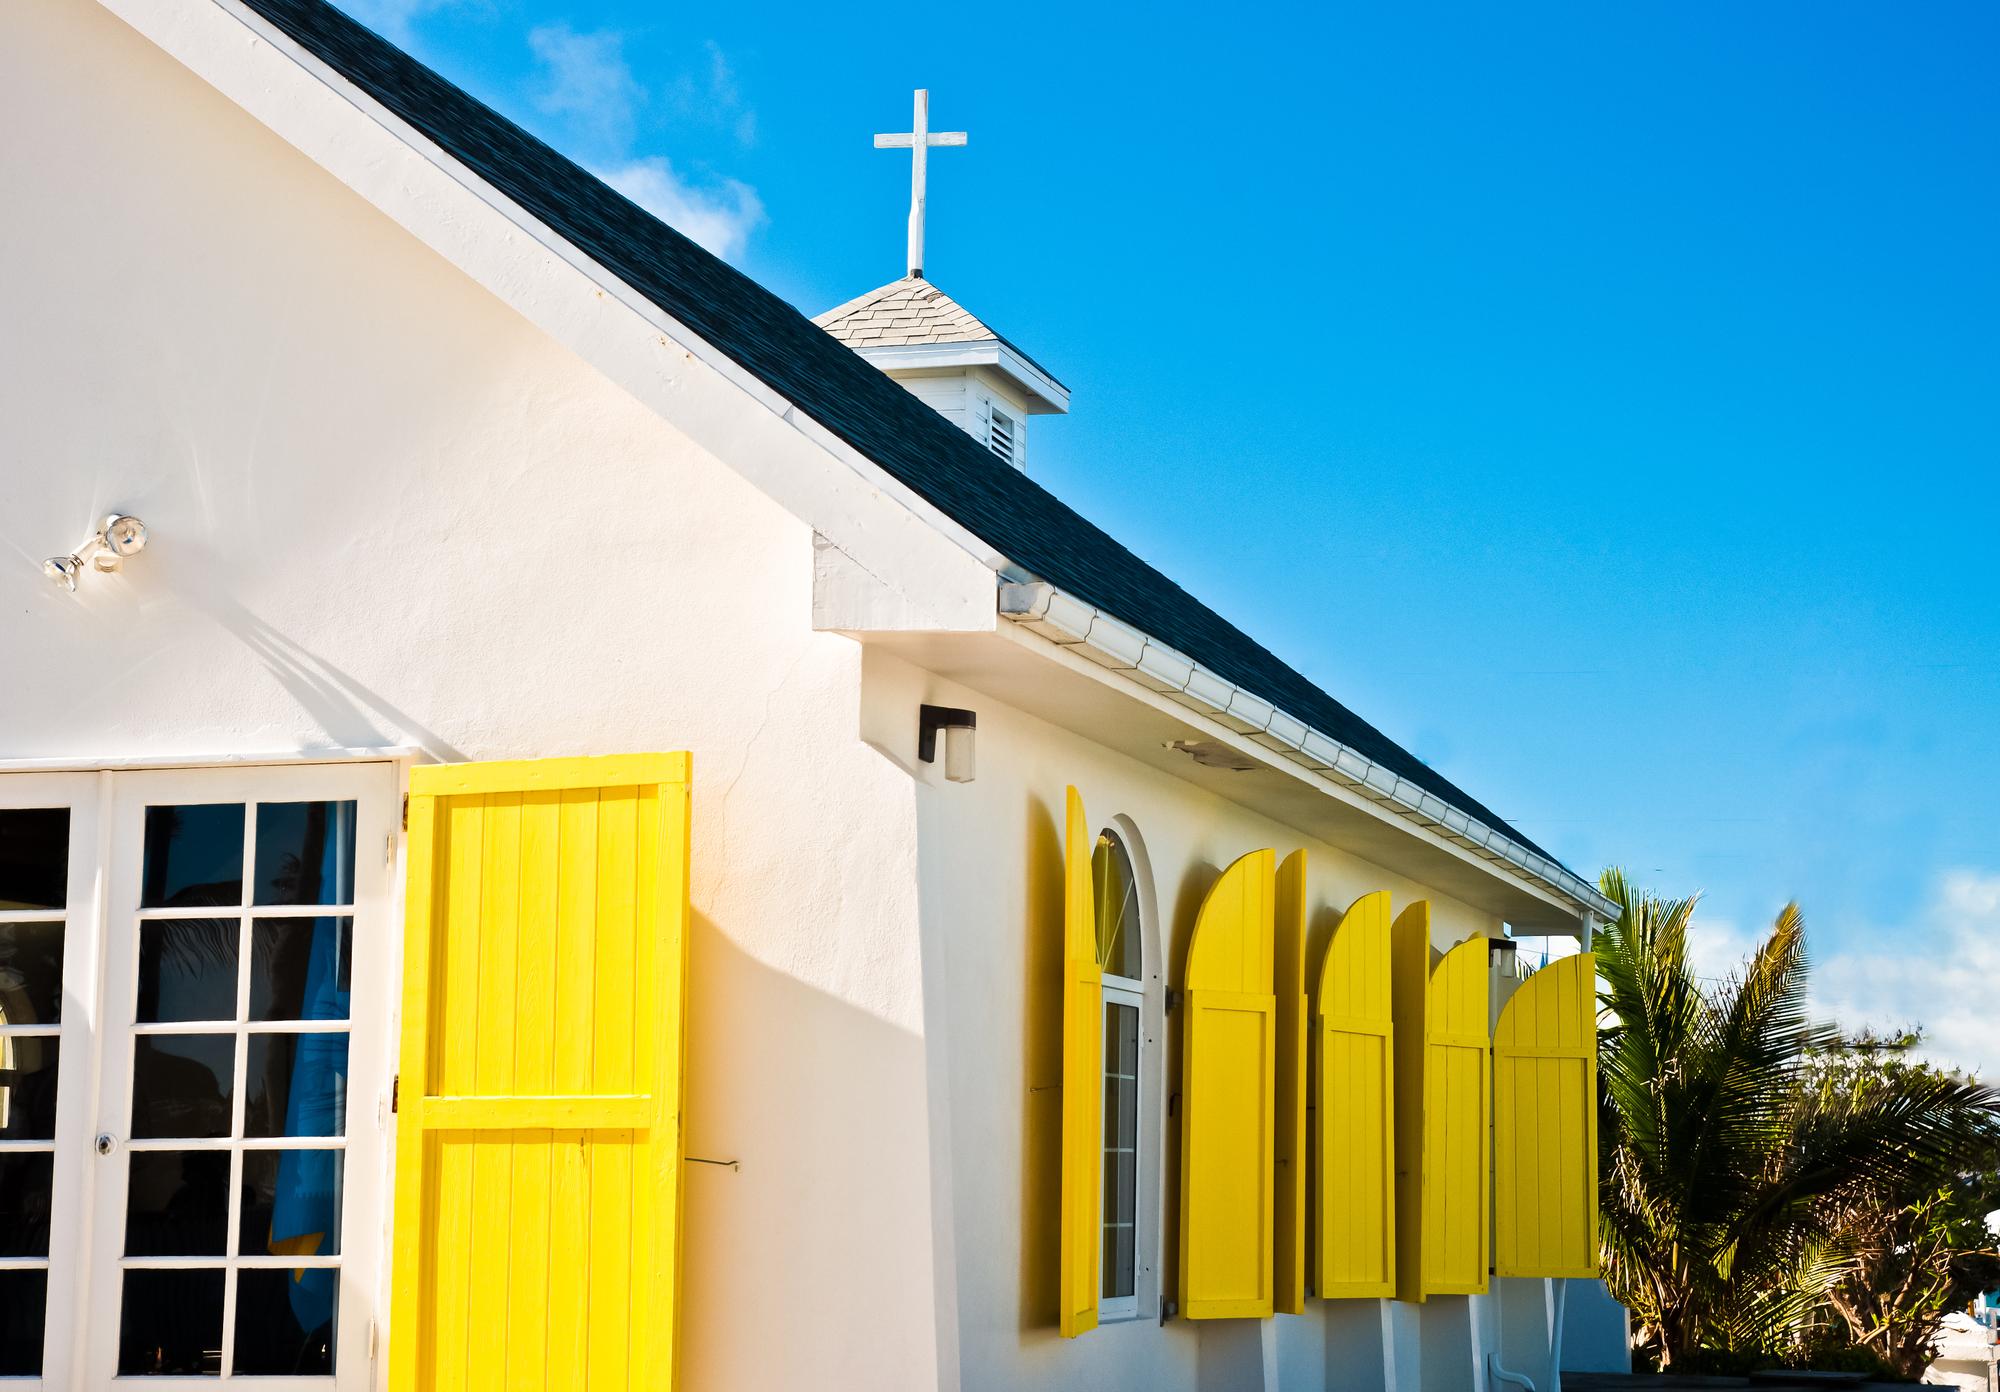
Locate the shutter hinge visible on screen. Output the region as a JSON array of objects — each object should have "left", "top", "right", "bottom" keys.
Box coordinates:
[
  {"left": 401, "top": 793, "right": 409, "bottom": 830},
  {"left": 391, "top": 1075, "right": 399, "bottom": 1114},
  {"left": 384, "top": 832, "right": 393, "bottom": 867},
  {"left": 1165, "top": 988, "right": 1181, "bottom": 1015}
]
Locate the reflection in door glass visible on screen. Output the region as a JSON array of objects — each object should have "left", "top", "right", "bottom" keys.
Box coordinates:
[
  {"left": 0, "top": 1037, "right": 59, "bottom": 1140},
  {"left": 253, "top": 801, "right": 357, "bottom": 907},
  {"left": 0, "top": 920, "right": 65, "bottom": 1024},
  {"left": 235, "top": 1270, "right": 336, "bottom": 1376},
  {"left": 0, "top": 1153, "right": 54, "bottom": 1258},
  {"left": 0, "top": 1270, "right": 47, "bottom": 1375},
  {"left": 0, "top": 807, "right": 69, "bottom": 911},
  {"left": 130, "top": 1034, "right": 234, "bottom": 1139},
  {"left": 141, "top": 805, "right": 244, "bottom": 909},
  {"left": 240, "top": 1150, "right": 343, "bottom": 1258},
  {"left": 249, "top": 917, "right": 352, "bottom": 1021},
  {"left": 124, "top": 1150, "right": 230, "bottom": 1257},
  {"left": 137, "top": 920, "right": 240, "bottom": 1023},
  {"left": 246, "top": 1033, "right": 349, "bottom": 1138},
  {"left": 118, "top": 1267, "right": 225, "bottom": 1375}
]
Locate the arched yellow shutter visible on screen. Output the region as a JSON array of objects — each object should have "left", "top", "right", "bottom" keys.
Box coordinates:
[
  {"left": 1389, "top": 901, "right": 1431, "bottom": 1304},
  {"left": 1273, "top": 851, "right": 1308, "bottom": 1314},
  {"left": 390, "top": 754, "right": 691, "bottom": 1391},
  {"left": 1494, "top": 952, "right": 1599, "bottom": 1279},
  {"left": 1423, "top": 936, "right": 1491, "bottom": 1296},
  {"left": 1180, "top": 848, "right": 1277, "bottom": 1319},
  {"left": 1313, "top": 890, "right": 1395, "bottom": 1299},
  {"left": 1058, "top": 787, "right": 1103, "bottom": 1338}
]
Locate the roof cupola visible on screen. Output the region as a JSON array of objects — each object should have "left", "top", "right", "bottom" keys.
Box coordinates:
[{"left": 814, "top": 90, "right": 1067, "bottom": 471}]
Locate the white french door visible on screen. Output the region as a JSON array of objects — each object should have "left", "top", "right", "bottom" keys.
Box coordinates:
[{"left": 0, "top": 764, "right": 395, "bottom": 1390}]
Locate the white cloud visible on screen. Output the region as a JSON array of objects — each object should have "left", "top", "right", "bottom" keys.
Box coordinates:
[
  {"left": 1685, "top": 912, "right": 1761, "bottom": 985},
  {"left": 528, "top": 24, "right": 645, "bottom": 152},
  {"left": 1812, "top": 870, "right": 2000, "bottom": 1080},
  {"left": 597, "top": 158, "right": 765, "bottom": 261},
  {"left": 524, "top": 27, "right": 764, "bottom": 262}
]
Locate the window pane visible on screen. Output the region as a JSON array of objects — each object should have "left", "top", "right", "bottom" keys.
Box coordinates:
[
  {"left": 131, "top": 1034, "right": 234, "bottom": 1140},
  {"left": 235, "top": 1268, "right": 336, "bottom": 1376},
  {"left": 0, "top": 1152, "right": 54, "bottom": 1257},
  {"left": 0, "top": 1270, "right": 46, "bottom": 1376},
  {"left": 0, "top": 807, "right": 69, "bottom": 911},
  {"left": 241, "top": 1149, "right": 344, "bottom": 1258},
  {"left": 142, "top": 805, "right": 245, "bottom": 909},
  {"left": 137, "top": 920, "right": 240, "bottom": 1023},
  {"left": 125, "top": 1150, "right": 230, "bottom": 1256},
  {"left": 245, "top": 1033, "right": 348, "bottom": 1138},
  {"left": 0, "top": 1035, "right": 59, "bottom": 1140},
  {"left": 250, "top": 918, "right": 352, "bottom": 1021},
  {"left": 0, "top": 920, "right": 64, "bottom": 1025},
  {"left": 1092, "top": 830, "right": 1141, "bottom": 981},
  {"left": 1100, "top": 999, "right": 1140, "bottom": 1301},
  {"left": 254, "top": 801, "right": 357, "bottom": 907},
  {"left": 119, "top": 1267, "right": 224, "bottom": 1376}
]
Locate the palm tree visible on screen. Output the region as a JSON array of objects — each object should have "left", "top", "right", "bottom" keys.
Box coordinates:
[{"left": 1594, "top": 869, "right": 1998, "bottom": 1368}]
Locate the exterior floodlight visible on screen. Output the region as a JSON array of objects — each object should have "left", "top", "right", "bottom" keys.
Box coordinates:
[
  {"left": 918, "top": 704, "right": 977, "bottom": 784},
  {"left": 44, "top": 513, "right": 148, "bottom": 592}
]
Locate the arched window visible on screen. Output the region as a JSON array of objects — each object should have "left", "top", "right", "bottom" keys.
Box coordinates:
[{"left": 1092, "top": 822, "right": 1160, "bottom": 1323}]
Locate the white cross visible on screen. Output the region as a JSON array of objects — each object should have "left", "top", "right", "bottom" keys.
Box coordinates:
[{"left": 874, "top": 89, "right": 967, "bottom": 280}]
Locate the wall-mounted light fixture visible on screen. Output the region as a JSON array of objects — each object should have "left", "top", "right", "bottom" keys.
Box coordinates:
[
  {"left": 918, "top": 704, "right": 977, "bottom": 784},
  {"left": 44, "top": 514, "right": 148, "bottom": 592}
]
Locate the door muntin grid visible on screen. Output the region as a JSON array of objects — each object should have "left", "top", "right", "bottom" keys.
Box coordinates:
[{"left": 115, "top": 798, "right": 356, "bottom": 1380}]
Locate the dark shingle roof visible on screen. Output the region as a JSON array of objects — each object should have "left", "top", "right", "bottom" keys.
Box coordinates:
[{"left": 233, "top": 0, "right": 1557, "bottom": 865}]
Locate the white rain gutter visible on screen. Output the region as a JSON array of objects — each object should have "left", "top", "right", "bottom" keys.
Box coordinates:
[{"left": 999, "top": 580, "right": 1619, "bottom": 926}]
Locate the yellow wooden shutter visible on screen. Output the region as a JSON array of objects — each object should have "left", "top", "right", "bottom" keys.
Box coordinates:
[
  {"left": 1058, "top": 787, "right": 1103, "bottom": 1338},
  {"left": 1273, "top": 851, "right": 1308, "bottom": 1314},
  {"left": 389, "top": 754, "right": 692, "bottom": 1392},
  {"left": 1494, "top": 952, "right": 1599, "bottom": 1279},
  {"left": 1423, "top": 936, "right": 1491, "bottom": 1296},
  {"left": 1389, "top": 900, "right": 1430, "bottom": 1304},
  {"left": 1313, "top": 890, "right": 1395, "bottom": 1299},
  {"left": 1180, "top": 848, "right": 1277, "bottom": 1320}
]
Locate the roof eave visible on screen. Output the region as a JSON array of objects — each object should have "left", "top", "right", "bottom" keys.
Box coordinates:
[
  {"left": 998, "top": 579, "right": 1618, "bottom": 930},
  {"left": 850, "top": 340, "right": 1070, "bottom": 415}
]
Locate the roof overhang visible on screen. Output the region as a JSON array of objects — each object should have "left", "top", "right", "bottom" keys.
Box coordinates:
[
  {"left": 851, "top": 340, "right": 1070, "bottom": 415},
  {"left": 991, "top": 580, "right": 1616, "bottom": 932}
]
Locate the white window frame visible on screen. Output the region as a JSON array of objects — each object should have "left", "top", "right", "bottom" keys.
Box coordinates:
[
  {"left": 1092, "top": 815, "right": 1165, "bottom": 1325},
  {"left": 0, "top": 758, "right": 399, "bottom": 1390}
]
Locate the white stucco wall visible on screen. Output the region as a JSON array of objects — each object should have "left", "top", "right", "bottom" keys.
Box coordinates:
[
  {"left": 860, "top": 648, "right": 1520, "bottom": 1392},
  {"left": 0, "top": 0, "right": 951, "bottom": 1384}
]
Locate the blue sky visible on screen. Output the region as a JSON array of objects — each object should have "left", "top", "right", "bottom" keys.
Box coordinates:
[{"left": 339, "top": 0, "right": 2000, "bottom": 1070}]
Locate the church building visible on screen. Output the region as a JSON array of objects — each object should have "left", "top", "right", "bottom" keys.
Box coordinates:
[{"left": 0, "top": 0, "right": 1620, "bottom": 1387}]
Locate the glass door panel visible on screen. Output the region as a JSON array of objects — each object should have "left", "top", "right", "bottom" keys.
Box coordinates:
[
  {"left": 0, "top": 774, "right": 101, "bottom": 1390},
  {"left": 86, "top": 765, "right": 391, "bottom": 1390}
]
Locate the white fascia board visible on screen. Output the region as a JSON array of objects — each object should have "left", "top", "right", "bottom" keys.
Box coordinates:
[
  {"left": 851, "top": 341, "right": 1070, "bottom": 415},
  {"left": 997, "top": 581, "right": 1619, "bottom": 926},
  {"left": 106, "top": 0, "right": 1007, "bottom": 629}
]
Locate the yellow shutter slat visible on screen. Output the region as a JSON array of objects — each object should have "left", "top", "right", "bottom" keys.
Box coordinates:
[
  {"left": 1273, "top": 851, "right": 1308, "bottom": 1314},
  {"left": 1058, "top": 787, "right": 1103, "bottom": 1338},
  {"left": 1313, "top": 890, "right": 1395, "bottom": 1299},
  {"left": 1423, "top": 936, "right": 1492, "bottom": 1296},
  {"left": 1494, "top": 952, "right": 1600, "bottom": 1279},
  {"left": 1180, "top": 848, "right": 1277, "bottom": 1320},
  {"left": 389, "top": 754, "right": 691, "bottom": 1392}
]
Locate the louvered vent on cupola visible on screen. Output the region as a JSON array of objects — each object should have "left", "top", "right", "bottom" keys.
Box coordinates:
[{"left": 986, "top": 403, "right": 1017, "bottom": 466}]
